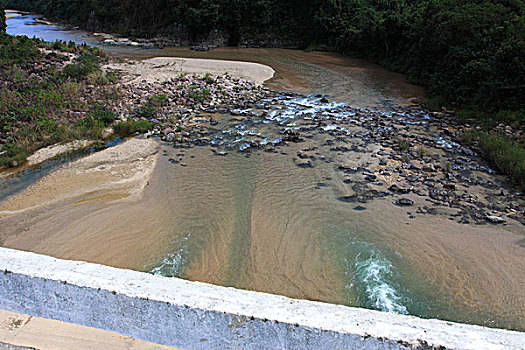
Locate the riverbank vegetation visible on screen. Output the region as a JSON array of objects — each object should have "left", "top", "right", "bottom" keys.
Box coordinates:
[
  {"left": 5, "top": 0, "right": 523, "bottom": 110},
  {"left": 0, "top": 20, "right": 121, "bottom": 167}
]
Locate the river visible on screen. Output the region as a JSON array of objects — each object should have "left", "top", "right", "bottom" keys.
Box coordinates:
[{"left": 3, "top": 10, "right": 525, "bottom": 331}]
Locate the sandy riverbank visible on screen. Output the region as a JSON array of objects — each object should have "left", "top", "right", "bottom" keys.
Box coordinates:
[
  {"left": 5, "top": 10, "right": 23, "bottom": 19},
  {"left": 0, "top": 138, "right": 158, "bottom": 215},
  {"left": 105, "top": 57, "right": 275, "bottom": 86},
  {"left": 0, "top": 138, "right": 164, "bottom": 269},
  {"left": 26, "top": 140, "right": 95, "bottom": 166}
]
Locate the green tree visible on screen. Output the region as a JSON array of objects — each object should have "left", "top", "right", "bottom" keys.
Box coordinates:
[{"left": 1, "top": 2, "right": 6, "bottom": 33}]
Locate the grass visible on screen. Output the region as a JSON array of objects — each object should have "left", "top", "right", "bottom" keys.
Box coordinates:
[
  {"left": 132, "top": 94, "right": 169, "bottom": 119},
  {"left": 61, "top": 52, "right": 101, "bottom": 81},
  {"left": 202, "top": 73, "right": 215, "bottom": 84},
  {"left": 0, "top": 33, "right": 42, "bottom": 66},
  {"left": 113, "top": 120, "right": 154, "bottom": 135},
  {"left": 455, "top": 109, "right": 525, "bottom": 130},
  {"left": 455, "top": 107, "right": 525, "bottom": 188},
  {"left": 479, "top": 133, "right": 525, "bottom": 188},
  {"left": 395, "top": 137, "right": 410, "bottom": 152},
  {"left": 188, "top": 87, "right": 211, "bottom": 103}
]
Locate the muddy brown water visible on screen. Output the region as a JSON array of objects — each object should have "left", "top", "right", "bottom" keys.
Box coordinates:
[
  {"left": 106, "top": 46, "right": 425, "bottom": 109},
  {"left": 3, "top": 12, "right": 525, "bottom": 331}
]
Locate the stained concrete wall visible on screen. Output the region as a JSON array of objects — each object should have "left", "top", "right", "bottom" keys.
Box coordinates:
[{"left": 0, "top": 248, "right": 523, "bottom": 350}]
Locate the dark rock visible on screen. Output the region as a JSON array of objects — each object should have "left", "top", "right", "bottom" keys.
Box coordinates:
[
  {"left": 353, "top": 205, "right": 367, "bottom": 211},
  {"left": 396, "top": 198, "right": 414, "bottom": 206},
  {"left": 338, "top": 195, "right": 359, "bottom": 203},
  {"left": 443, "top": 183, "right": 456, "bottom": 190},
  {"left": 389, "top": 184, "right": 411, "bottom": 194},
  {"left": 296, "top": 161, "right": 314, "bottom": 168},
  {"left": 282, "top": 129, "right": 301, "bottom": 142},
  {"left": 365, "top": 174, "right": 377, "bottom": 182},
  {"left": 297, "top": 152, "right": 309, "bottom": 159},
  {"left": 338, "top": 165, "right": 358, "bottom": 172}
]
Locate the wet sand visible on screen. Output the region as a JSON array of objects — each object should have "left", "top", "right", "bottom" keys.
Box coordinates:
[
  {"left": 0, "top": 138, "right": 163, "bottom": 269},
  {"left": 5, "top": 10, "right": 23, "bottom": 19},
  {"left": 26, "top": 140, "right": 94, "bottom": 166}
]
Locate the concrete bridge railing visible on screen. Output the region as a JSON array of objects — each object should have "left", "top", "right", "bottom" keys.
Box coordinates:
[{"left": 0, "top": 247, "right": 523, "bottom": 349}]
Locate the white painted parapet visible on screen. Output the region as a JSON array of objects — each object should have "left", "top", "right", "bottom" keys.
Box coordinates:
[{"left": 0, "top": 248, "right": 523, "bottom": 350}]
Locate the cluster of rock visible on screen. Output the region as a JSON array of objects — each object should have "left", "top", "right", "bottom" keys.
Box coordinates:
[
  {"left": 131, "top": 89, "right": 524, "bottom": 227},
  {"left": 105, "top": 65, "right": 525, "bottom": 228},
  {"left": 114, "top": 73, "right": 278, "bottom": 141}
]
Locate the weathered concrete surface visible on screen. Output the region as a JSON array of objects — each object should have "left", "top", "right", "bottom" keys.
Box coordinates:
[
  {"left": 0, "top": 310, "right": 180, "bottom": 350},
  {"left": 0, "top": 248, "right": 523, "bottom": 350}
]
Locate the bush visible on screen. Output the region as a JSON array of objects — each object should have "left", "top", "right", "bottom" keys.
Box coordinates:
[
  {"left": 133, "top": 104, "right": 157, "bottom": 119},
  {"left": 188, "top": 87, "right": 210, "bottom": 102},
  {"left": 147, "top": 94, "right": 168, "bottom": 107},
  {"left": 0, "top": 33, "right": 42, "bottom": 66},
  {"left": 90, "top": 107, "right": 118, "bottom": 126},
  {"left": 61, "top": 52, "right": 101, "bottom": 81},
  {"left": 113, "top": 120, "right": 154, "bottom": 135},
  {"left": 479, "top": 133, "right": 525, "bottom": 188}
]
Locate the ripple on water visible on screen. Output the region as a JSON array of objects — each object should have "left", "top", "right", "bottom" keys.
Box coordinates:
[
  {"left": 346, "top": 242, "right": 409, "bottom": 315},
  {"left": 150, "top": 233, "right": 191, "bottom": 278}
]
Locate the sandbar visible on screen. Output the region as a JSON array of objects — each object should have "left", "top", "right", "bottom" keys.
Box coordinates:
[{"left": 106, "top": 57, "right": 275, "bottom": 86}]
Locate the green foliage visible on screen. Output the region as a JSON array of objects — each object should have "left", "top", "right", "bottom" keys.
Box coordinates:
[
  {"left": 0, "top": 32, "right": 115, "bottom": 167},
  {"left": 72, "top": 116, "right": 105, "bottom": 139},
  {"left": 1, "top": 4, "right": 6, "bottom": 33},
  {"left": 147, "top": 94, "right": 168, "bottom": 107},
  {"left": 395, "top": 136, "right": 410, "bottom": 152},
  {"left": 479, "top": 133, "right": 525, "bottom": 188},
  {"left": 202, "top": 73, "right": 215, "bottom": 84},
  {"left": 0, "top": 32, "right": 42, "bottom": 66},
  {"left": 5, "top": 0, "right": 522, "bottom": 112},
  {"left": 131, "top": 94, "right": 168, "bottom": 119},
  {"left": 113, "top": 119, "right": 154, "bottom": 135},
  {"left": 61, "top": 52, "right": 101, "bottom": 81},
  {"left": 188, "top": 86, "right": 210, "bottom": 103},
  {"left": 132, "top": 104, "right": 157, "bottom": 119},
  {"left": 90, "top": 107, "right": 118, "bottom": 126}
]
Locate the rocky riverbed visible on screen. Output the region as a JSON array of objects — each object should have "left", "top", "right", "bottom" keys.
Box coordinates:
[
  {"left": 2, "top": 51, "right": 524, "bottom": 330},
  {"left": 116, "top": 72, "right": 524, "bottom": 228}
]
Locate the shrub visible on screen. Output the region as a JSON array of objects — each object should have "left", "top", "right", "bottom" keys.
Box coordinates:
[
  {"left": 113, "top": 120, "right": 154, "bottom": 135},
  {"left": 189, "top": 87, "right": 211, "bottom": 102},
  {"left": 87, "top": 70, "right": 110, "bottom": 85},
  {"left": 90, "top": 107, "right": 118, "bottom": 126},
  {"left": 61, "top": 53, "right": 101, "bottom": 81},
  {"left": 0, "top": 33, "right": 42, "bottom": 66},
  {"left": 479, "top": 133, "right": 525, "bottom": 188},
  {"left": 147, "top": 94, "right": 169, "bottom": 107},
  {"left": 133, "top": 104, "right": 157, "bottom": 119}
]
